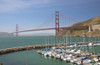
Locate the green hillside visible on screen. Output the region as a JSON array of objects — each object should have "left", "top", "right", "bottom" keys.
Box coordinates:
[
  {"left": 72, "top": 17, "right": 100, "bottom": 26},
  {"left": 58, "top": 17, "right": 100, "bottom": 37}
]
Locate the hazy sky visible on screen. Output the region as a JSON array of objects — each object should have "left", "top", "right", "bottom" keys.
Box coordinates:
[{"left": 0, "top": 0, "right": 100, "bottom": 35}]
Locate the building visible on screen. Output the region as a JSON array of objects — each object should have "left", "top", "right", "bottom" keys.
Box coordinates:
[{"left": 89, "top": 24, "right": 100, "bottom": 32}]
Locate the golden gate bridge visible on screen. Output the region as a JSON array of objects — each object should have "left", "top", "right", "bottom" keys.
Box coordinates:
[{"left": 12, "top": 11, "right": 89, "bottom": 36}]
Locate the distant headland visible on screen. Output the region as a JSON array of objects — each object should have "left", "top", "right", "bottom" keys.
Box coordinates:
[{"left": 0, "top": 32, "right": 13, "bottom": 37}]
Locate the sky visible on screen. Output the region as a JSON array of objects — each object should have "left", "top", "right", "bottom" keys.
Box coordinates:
[{"left": 0, "top": 0, "right": 100, "bottom": 35}]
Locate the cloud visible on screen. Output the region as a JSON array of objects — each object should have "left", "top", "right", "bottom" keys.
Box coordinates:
[
  {"left": 0, "top": 0, "right": 99, "bottom": 13},
  {"left": 0, "top": 0, "right": 53, "bottom": 13}
]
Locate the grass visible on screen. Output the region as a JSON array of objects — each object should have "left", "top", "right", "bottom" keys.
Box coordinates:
[
  {"left": 72, "top": 17, "right": 100, "bottom": 26},
  {"left": 58, "top": 17, "right": 100, "bottom": 36}
]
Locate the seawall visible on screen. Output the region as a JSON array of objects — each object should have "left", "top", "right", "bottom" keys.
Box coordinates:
[
  {"left": 0, "top": 41, "right": 100, "bottom": 55},
  {"left": 0, "top": 44, "right": 57, "bottom": 55}
]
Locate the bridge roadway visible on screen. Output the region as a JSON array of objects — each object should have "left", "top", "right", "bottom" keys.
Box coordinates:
[{"left": 13, "top": 26, "right": 88, "bottom": 33}]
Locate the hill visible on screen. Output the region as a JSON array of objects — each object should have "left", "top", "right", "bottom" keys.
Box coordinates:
[
  {"left": 58, "top": 17, "right": 100, "bottom": 37},
  {"left": 0, "top": 32, "right": 13, "bottom": 36},
  {"left": 72, "top": 17, "right": 100, "bottom": 26}
]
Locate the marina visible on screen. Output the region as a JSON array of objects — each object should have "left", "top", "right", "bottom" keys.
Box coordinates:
[
  {"left": 0, "top": 36, "right": 100, "bottom": 65},
  {"left": 37, "top": 36, "right": 100, "bottom": 65},
  {"left": 37, "top": 44, "right": 100, "bottom": 65}
]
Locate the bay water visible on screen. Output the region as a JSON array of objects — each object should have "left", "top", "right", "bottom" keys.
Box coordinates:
[{"left": 0, "top": 36, "right": 100, "bottom": 65}]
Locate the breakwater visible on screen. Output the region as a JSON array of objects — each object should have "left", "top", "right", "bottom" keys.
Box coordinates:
[
  {"left": 0, "top": 44, "right": 58, "bottom": 54},
  {"left": 0, "top": 41, "right": 100, "bottom": 55}
]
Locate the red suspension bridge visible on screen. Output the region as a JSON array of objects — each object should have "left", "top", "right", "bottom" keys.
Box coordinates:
[{"left": 13, "top": 11, "right": 89, "bottom": 36}]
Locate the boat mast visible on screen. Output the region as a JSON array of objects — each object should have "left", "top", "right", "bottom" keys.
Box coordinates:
[{"left": 26, "top": 47, "right": 28, "bottom": 65}]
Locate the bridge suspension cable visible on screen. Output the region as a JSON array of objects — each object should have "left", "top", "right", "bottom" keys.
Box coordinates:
[{"left": 13, "top": 11, "right": 88, "bottom": 36}]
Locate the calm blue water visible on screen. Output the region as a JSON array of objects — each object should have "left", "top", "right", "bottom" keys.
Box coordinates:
[
  {"left": 0, "top": 36, "right": 100, "bottom": 49},
  {"left": 0, "top": 36, "right": 100, "bottom": 65}
]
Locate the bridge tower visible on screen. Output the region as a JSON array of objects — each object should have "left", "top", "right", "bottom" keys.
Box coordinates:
[
  {"left": 55, "top": 11, "right": 59, "bottom": 36},
  {"left": 16, "top": 24, "right": 18, "bottom": 36}
]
